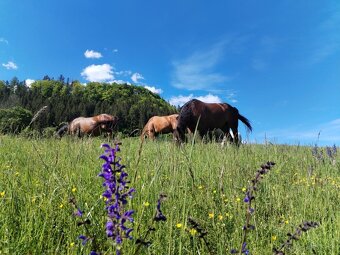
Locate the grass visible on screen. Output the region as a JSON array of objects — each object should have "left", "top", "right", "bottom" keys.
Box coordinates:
[{"left": 0, "top": 135, "right": 339, "bottom": 254}]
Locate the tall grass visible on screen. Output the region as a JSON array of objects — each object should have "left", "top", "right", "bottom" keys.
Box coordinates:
[{"left": 0, "top": 135, "right": 339, "bottom": 254}]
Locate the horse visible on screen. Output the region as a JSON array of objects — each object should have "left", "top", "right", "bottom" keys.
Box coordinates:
[
  {"left": 174, "top": 99, "right": 252, "bottom": 144},
  {"left": 56, "top": 114, "right": 119, "bottom": 138},
  {"left": 141, "top": 114, "right": 179, "bottom": 140}
]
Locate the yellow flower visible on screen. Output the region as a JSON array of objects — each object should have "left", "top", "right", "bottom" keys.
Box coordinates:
[
  {"left": 218, "top": 215, "right": 223, "bottom": 220},
  {"left": 236, "top": 197, "right": 241, "bottom": 202},
  {"left": 176, "top": 223, "right": 182, "bottom": 228},
  {"left": 225, "top": 212, "right": 230, "bottom": 217},
  {"left": 208, "top": 213, "right": 214, "bottom": 219},
  {"left": 143, "top": 202, "right": 150, "bottom": 207},
  {"left": 0, "top": 191, "right": 5, "bottom": 197},
  {"left": 72, "top": 187, "right": 77, "bottom": 193},
  {"left": 272, "top": 235, "right": 277, "bottom": 241},
  {"left": 285, "top": 220, "right": 289, "bottom": 224},
  {"left": 59, "top": 203, "right": 64, "bottom": 208},
  {"left": 70, "top": 242, "right": 75, "bottom": 247},
  {"left": 224, "top": 198, "right": 228, "bottom": 203},
  {"left": 189, "top": 228, "right": 197, "bottom": 236},
  {"left": 32, "top": 197, "right": 36, "bottom": 203},
  {"left": 15, "top": 172, "right": 19, "bottom": 176},
  {"left": 198, "top": 185, "right": 203, "bottom": 190},
  {"left": 242, "top": 187, "right": 247, "bottom": 192},
  {"left": 213, "top": 190, "right": 217, "bottom": 194}
]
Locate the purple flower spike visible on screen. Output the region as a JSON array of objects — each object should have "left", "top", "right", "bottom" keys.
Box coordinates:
[{"left": 99, "top": 143, "right": 135, "bottom": 250}]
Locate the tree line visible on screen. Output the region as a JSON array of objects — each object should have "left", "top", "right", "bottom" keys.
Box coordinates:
[{"left": 0, "top": 76, "right": 177, "bottom": 135}]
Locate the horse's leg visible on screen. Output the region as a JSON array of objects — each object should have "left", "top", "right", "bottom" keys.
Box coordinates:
[{"left": 231, "top": 126, "right": 240, "bottom": 145}]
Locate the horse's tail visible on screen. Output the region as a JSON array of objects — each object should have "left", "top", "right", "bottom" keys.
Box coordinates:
[
  {"left": 140, "top": 122, "right": 151, "bottom": 141},
  {"left": 55, "top": 124, "right": 69, "bottom": 138},
  {"left": 238, "top": 114, "right": 252, "bottom": 133}
]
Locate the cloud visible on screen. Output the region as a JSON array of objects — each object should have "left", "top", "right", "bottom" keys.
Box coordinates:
[
  {"left": 0, "top": 38, "right": 9, "bottom": 44},
  {"left": 84, "top": 49, "right": 103, "bottom": 59},
  {"left": 144, "top": 86, "right": 163, "bottom": 94},
  {"left": 25, "top": 79, "right": 35, "bottom": 87},
  {"left": 131, "top": 72, "right": 144, "bottom": 83},
  {"left": 113, "top": 49, "right": 118, "bottom": 53},
  {"left": 309, "top": 3, "right": 340, "bottom": 64},
  {"left": 81, "top": 64, "right": 114, "bottom": 82},
  {"left": 259, "top": 118, "right": 340, "bottom": 145},
  {"left": 171, "top": 41, "right": 231, "bottom": 90},
  {"left": 2, "top": 61, "right": 18, "bottom": 70},
  {"left": 169, "top": 93, "right": 222, "bottom": 106},
  {"left": 226, "top": 90, "right": 238, "bottom": 103}
]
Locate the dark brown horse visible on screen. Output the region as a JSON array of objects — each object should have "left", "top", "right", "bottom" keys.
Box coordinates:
[
  {"left": 141, "top": 114, "right": 179, "bottom": 140},
  {"left": 174, "top": 99, "right": 252, "bottom": 144},
  {"left": 56, "top": 114, "right": 119, "bottom": 138}
]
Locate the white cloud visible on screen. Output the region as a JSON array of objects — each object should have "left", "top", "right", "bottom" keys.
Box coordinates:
[
  {"left": 25, "top": 79, "right": 35, "bottom": 87},
  {"left": 131, "top": 72, "right": 144, "bottom": 83},
  {"left": 169, "top": 93, "right": 222, "bottom": 106},
  {"left": 84, "top": 49, "right": 103, "bottom": 59},
  {"left": 259, "top": 118, "right": 340, "bottom": 145},
  {"left": 0, "top": 38, "right": 9, "bottom": 44},
  {"left": 113, "top": 49, "right": 118, "bottom": 53},
  {"left": 144, "top": 86, "right": 163, "bottom": 94},
  {"left": 2, "top": 61, "right": 18, "bottom": 70},
  {"left": 226, "top": 90, "right": 238, "bottom": 103},
  {"left": 81, "top": 64, "right": 114, "bottom": 82},
  {"left": 171, "top": 41, "right": 232, "bottom": 90}
]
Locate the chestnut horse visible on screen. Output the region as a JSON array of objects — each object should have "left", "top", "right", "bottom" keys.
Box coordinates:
[
  {"left": 56, "top": 114, "right": 119, "bottom": 138},
  {"left": 141, "top": 114, "right": 179, "bottom": 140},
  {"left": 174, "top": 99, "right": 252, "bottom": 144}
]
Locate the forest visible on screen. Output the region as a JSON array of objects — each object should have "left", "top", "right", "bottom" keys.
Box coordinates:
[{"left": 0, "top": 76, "right": 177, "bottom": 135}]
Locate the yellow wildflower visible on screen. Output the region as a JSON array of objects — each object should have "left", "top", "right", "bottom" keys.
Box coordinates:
[
  {"left": 59, "top": 203, "right": 64, "bottom": 208},
  {"left": 242, "top": 187, "right": 247, "bottom": 192},
  {"left": 198, "top": 185, "right": 203, "bottom": 190},
  {"left": 0, "top": 191, "right": 5, "bottom": 197},
  {"left": 208, "top": 213, "right": 214, "bottom": 219},
  {"left": 213, "top": 190, "right": 217, "bottom": 194},
  {"left": 285, "top": 220, "right": 289, "bottom": 224},
  {"left": 176, "top": 223, "right": 182, "bottom": 228},
  {"left": 218, "top": 215, "right": 223, "bottom": 220},
  {"left": 236, "top": 197, "right": 241, "bottom": 202},
  {"left": 143, "top": 202, "right": 150, "bottom": 207},
  {"left": 189, "top": 228, "right": 197, "bottom": 236},
  {"left": 72, "top": 187, "right": 77, "bottom": 193},
  {"left": 70, "top": 242, "right": 75, "bottom": 247},
  {"left": 272, "top": 235, "right": 277, "bottom": 241}
]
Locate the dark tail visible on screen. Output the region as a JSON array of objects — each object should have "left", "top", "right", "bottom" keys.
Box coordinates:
[
  {"left": 55, "top": 124, "right": 69, "bottom": 138},
  {"left": 238, "top": 114, "right": 252, "bottom": 133}
]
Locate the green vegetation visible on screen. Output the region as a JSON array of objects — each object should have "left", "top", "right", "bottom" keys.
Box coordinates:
[
  {"left": 0, "top": 135, "right": 339, "bottom": 254},
  {"left": 0, "top": 77, "right": 177, "bottom": 134}
]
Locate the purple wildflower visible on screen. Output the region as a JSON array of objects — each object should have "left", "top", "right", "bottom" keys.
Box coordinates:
[
  {"left": 154, "top": 194, "right": 167, "bottom": 222},
  {"left": 78, "top": 235, "right": 90, "bottom": 245},
  {"left": 99, "top": 143, "right": 135, "bottom": 253}
]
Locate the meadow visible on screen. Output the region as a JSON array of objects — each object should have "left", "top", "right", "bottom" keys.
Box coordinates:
[{"left": 0, "top": 135, "right": 339, "bottom": 255}]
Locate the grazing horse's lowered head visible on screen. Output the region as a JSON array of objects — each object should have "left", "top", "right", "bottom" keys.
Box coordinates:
[
  {"left": 174, "top": 99, "right": 252, "bottom": 144},
  {"left": 56, "top": 113, "right": 119, "bottom": 138},
  {"left": 141, "top": 114, "right": 179, "bottom": 141}
]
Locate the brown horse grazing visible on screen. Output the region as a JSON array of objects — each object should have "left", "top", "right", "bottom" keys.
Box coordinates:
[
  {"left": 141, "top": 114, "right": 179, "bottom": 140},
  {"left": 56, "top": 114, "right": 119, "bottom": 138},
  {"left": 174, "top": 99, "right": 252, "bottom": 144}
]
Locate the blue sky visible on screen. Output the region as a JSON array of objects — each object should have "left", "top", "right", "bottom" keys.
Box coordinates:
[{"left": 0, "top": 0, "right": 339, "bottom": 145}]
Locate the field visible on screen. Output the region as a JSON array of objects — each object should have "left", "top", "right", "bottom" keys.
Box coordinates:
[{"left": 0, "top": 135, "right": 339, "bottom": 255}]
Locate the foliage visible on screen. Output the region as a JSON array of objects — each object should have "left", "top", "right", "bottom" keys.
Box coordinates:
[
  {"left": 0, "top": 136, "right": 339, "bottom": 254},
  {"left": 0, "top": 77, "right": 176, "bottom": 134},
  {"left": 0, "top": 106, "right": 32, "bottom": 134}
]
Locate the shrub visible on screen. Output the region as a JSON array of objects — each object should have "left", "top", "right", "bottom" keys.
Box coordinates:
[{"left": 0, "top": 106, "right": 32, "bottom": 134}]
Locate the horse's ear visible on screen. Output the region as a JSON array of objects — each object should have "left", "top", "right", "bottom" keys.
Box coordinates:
[{"left": 176, "top": 115, "right": 179, "bottom": 120}]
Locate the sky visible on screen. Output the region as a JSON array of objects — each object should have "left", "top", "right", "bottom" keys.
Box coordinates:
[{"left": 0, "top": 0, "right": 339, "bottom": 146}]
